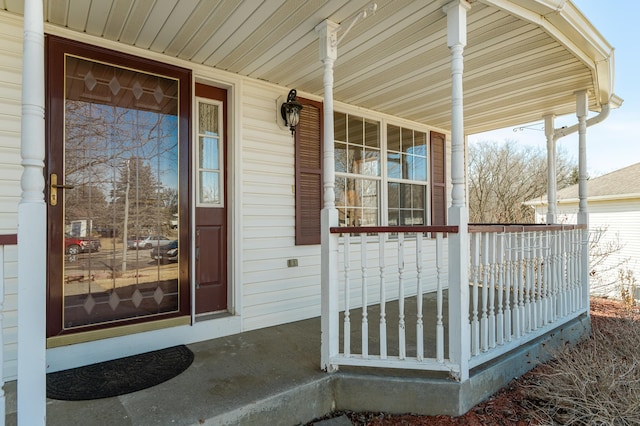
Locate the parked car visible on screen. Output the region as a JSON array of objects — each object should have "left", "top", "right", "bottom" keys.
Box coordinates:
[
  {"left": 132, "top": 235, "right": 172, "bottom": 249},
  {"left": 127, "top": 235, "right": 148, "bottom": 250},
  {"left": 65, "top": 235, "right": 101, "bottom": 255},
  {"left": 151, "top": 240, "right": 178, "bottom": 263}
]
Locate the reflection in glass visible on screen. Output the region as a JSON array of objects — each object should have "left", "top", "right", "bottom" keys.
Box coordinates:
[{"left": 63, "top": 55, "right": 180, "bottom": 330}]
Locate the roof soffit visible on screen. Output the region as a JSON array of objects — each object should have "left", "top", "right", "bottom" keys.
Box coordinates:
[{"left": 3, "top": 0, "right": 617, "bottom": 134}]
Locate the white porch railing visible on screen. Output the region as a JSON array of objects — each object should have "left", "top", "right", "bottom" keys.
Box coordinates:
[
  {"left": 466, "top": 224, "right": 588, "bottom": 369},
  {"left": 324, "top": 224, "right": 588, "bottom": 380}
]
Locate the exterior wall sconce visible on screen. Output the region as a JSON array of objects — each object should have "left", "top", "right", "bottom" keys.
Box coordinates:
[{"left": 280, "top": 89, "right": 303, "bottom": 135}]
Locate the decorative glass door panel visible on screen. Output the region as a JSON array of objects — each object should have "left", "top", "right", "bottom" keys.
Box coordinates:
[{"left": 61, "top": 55, "right": 181, "bottom": 330}]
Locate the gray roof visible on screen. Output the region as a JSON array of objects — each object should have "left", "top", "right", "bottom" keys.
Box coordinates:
[{"left": 557, "top": 162, "right": 640, "bottom": 201}]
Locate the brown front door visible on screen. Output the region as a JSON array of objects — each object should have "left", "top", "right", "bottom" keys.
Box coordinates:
[{"left": 194, "top": 84, "right": 228, "bottom": 314}]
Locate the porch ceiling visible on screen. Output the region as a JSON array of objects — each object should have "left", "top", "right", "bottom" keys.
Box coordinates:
[{"left": 5, "top": 0, "right": 615, "bottom": 134}]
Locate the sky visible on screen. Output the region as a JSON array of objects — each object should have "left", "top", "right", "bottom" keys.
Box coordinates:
[{"left": 468, "top": 1, "right": 640, "bottom": 178}]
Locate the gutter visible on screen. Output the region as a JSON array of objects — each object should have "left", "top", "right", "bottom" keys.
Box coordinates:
[{"left": 553, "top": 93, "right": 623, "bottom": 141}]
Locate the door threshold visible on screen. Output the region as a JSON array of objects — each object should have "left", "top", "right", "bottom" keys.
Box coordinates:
[{"left": 195, "top": 311, "right": 231, "bottom": 323}]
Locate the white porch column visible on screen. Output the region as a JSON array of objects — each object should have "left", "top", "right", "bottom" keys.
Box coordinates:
[
  {"left": 544, "top": 114, "right": 557, "bottom": 224},
  {"left": 575, "top": 90, "right": 590, "bottom": 309},
  {"left": 18, "top": 0, "right": 47, "bottom": 424},
  {"left": 444, "top": 0, "right": 471, "bottom": 382},
  {"left": 316, "top": 20, "right": 340, "bottom": 372}
]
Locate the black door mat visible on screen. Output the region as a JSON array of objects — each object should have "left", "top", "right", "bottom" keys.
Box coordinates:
[{"left": 46, "top": 345, "right": 194, "bottom": 400}]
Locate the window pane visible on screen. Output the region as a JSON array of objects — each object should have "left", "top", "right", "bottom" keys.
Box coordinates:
[
  {"left": 412, "top": 184, "right": 425, "bottom": 208},
  {"left": 388, "top": 152, "right": 401, "bottom": 179},
  {"left": 199, "top": 136, "right": 219, "bottom": 170},
  {"left": 388, "top": 125, "right": 401, "bottom": 152},
  {"left": 199, "top": 171, "right": 220, "bottom": 204},
  {"left": 335, "top": 142, "right": 347, "bottom": 173},
  {"left": 365, "top": 119, "right": 379, "bottom": 148},
  {"left": 361, "top": 150, "right": 380, "bottom": 176},
  {"left": 413, "top": 210, "right": 425, "bottom": 225},
  {"left": 411, "top": 155, "right": 427, "bottom": 181},
  {"left": 199, "top": 103, "right": 218, "bottom": 135},
  {"left": 347, "top": 147, "right": 363, "bottom": 174},
  {"left": 414, "top": 131, "right": 426, "bottom": 151},
  {"left": 388, "top": 210, "right": 399, "bottom": 226},
  {"left": 335, "top": 112, "right": 347, "bottom": 142},
  {"left": 361, "top": 208, "right": 378, "bottom": 226},
  {"left": 402, "top": 128, "right": 413, "bottom": 153},
  {"left": 388, "top": 182, "right": 399, "bottom": 209},
  {"left": 348, "top": 116, "right": 363, "bottom": 145}
]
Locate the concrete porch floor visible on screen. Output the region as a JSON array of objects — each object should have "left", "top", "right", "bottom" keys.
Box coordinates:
[{"left": 3, "top": 296, "right": 589, "bottom": 425}]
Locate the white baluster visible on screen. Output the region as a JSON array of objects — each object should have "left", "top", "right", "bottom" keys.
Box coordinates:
[
  {"left": 519, "top": 232, "right": 526, "bottom": 336},
  {"left": 343, "top": 233, "right": 351, "bottom": 357},
  {"left": 379, "top": 234, "right": 387, "bottom": 359},
  {"left": 436, "top": 233, "right": 444, "bottom": 362},
  {"left": 542, "top": 231, "right": 550, "bottom": 324},
  {"left": 481, "top": 233, "right": 489, "bottom": 351},
  {"left": 471, "top": 233, "right": 480, "bottom": 356},
  {"left": 536, "top": 232, "right": 544, "bottom": 329},
  {"left": 361, "top": 233, "right": 368, "bottom": 358},
  {"left": 398, "top": 233, "right": 406, "bottom": 360},
  {"left": 513, "top": 233, "right": 522, "bottom": 339},
  {"left": 504, "top": 233, "right": 512, "bottom": 342},
  {"left": 552, "top": 230, "right": 560, "bottom": 321},
  {"left": 525, "top": 232, "right": 532, "bottom": 333},
  {"left": 416, "top": 233, "right": 424, "bottom": 361},
  {"left": 496, "top": 233, "right": 504, "bottom": 346},
  {"left": 488, "top": 232, "right": 496, "bottom": 349}
]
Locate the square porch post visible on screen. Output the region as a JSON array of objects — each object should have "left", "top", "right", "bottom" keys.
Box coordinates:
[{"left": 444, "top": 0, "right": 471, "bottom": 382}]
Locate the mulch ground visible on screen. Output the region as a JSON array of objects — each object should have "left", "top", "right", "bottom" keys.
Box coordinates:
[{"left": 312, "top": 297, "right": 636, "bottom": 426}]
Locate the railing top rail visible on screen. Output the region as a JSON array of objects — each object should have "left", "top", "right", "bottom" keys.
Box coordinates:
[
  {"left": 468, "top": 223, "right": 587, "bottom": 233},
  {"left": 330, "top": 225, "right": 459, "bottom": 235},
  {"left": 0, "top": 234, "right": 17, "bottom": 245}
]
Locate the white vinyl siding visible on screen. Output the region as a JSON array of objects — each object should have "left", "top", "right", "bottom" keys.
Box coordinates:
[
  {"left": 0, "top": 12, "right": 22, "bottom": 380},
  {"left": 240, "top": 81, "right": 322, "bottom": 330},
  {"left": 535, "top": 199, "right": 640, "bottom": 298}
]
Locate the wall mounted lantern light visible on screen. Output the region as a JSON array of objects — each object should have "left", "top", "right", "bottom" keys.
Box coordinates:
[{"left": 280, "top": 89, "right": 303, "bottom": 135}]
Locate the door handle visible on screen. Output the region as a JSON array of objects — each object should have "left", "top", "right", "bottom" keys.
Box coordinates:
[{"left": 50, "top": 173, "right": 75, "bottom": 206}]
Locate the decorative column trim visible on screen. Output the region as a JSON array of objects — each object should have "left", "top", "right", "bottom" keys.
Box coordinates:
[
  {"left": 316, "top": 20, "right": 340, "bottom": 372},
  {"left": 444, "top": 0, "right": 471, "bottom": 382},
  {"left": 18, "top": 0, "right": 47, "bottom": 424}
]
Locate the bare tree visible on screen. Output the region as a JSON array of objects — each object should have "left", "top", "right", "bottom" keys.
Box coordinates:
[{"left": 468, "top": 141, "right": 577, "bottom": 223}]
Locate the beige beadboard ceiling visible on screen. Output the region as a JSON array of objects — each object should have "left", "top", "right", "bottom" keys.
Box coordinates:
[{"left": 2, "top": 0, "right": 617, "bottom": 134}]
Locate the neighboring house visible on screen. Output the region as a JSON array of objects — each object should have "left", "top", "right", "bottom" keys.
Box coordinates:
[
  {"left": 0, "top": 0, "right": 621, "bottom": 423},
  {"left": 527, "top": 163, "right": 640, "bottom": 298}
]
